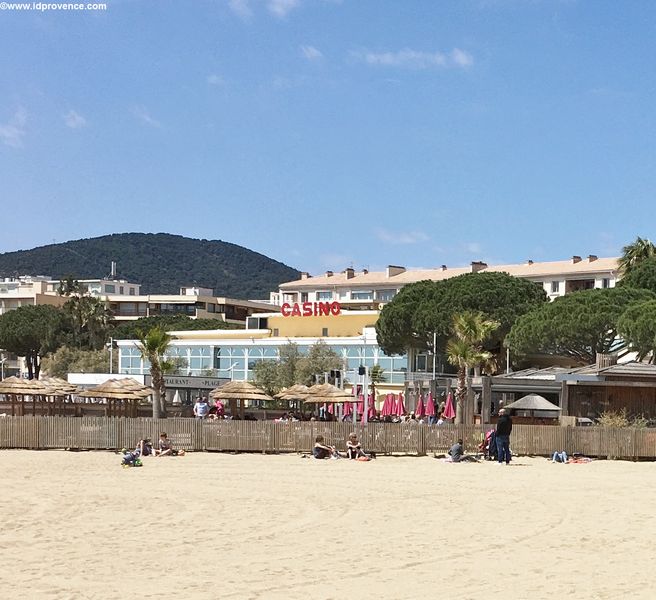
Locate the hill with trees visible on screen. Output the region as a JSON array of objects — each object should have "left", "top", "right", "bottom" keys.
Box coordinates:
[{"left": 0, "top": 233, "right": 300, "bottom": 298}]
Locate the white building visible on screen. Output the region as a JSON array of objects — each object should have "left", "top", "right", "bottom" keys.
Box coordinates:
[{"left": 273, "top": 255, "right": 618, "bottom": 309}]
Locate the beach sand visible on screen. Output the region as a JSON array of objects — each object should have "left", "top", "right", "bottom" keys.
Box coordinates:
[{"left": 1, "top": 450, "right": 655, "bottom": 600}]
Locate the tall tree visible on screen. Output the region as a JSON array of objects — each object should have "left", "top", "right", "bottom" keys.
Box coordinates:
[
  {"left": 62, "top": 295, "right": 111, "bottom": 350},
  {"left": 375, "top": 272, "right": 546, "bottom": 358},
  {"left": 368, "top": 364, "right": 387, "bottom": 400},
  {"left": 0, "top": 305, "right": 64, "bottom": 379},
  {"left": 506, "top": 287, "right": 655, "bottom": 365},
  {"left": 618, "top": 300, "right": 656, "bottom": 363},
  {"left": 42, "top": 346, "right": 117, "bottom": 379},
  {"left": 618, "top": 256, "right": 656, "bottom": 294},
  {"left": 136, "top": 327, "right": 172, "bottom": 419},
  {"left": 277, "top": 342, "right": 302, "bottom": 388},
  {"left": 446, "top": 311, "right": 499, "bottom": 424},
  {"left": 253, "top": 361, "right": 280, "bottom": 397},
  {"left": 618, "top": 236, "right": 656, "bottom": 276},
  {"left": 296, "top": 340, "right": 343, "bottom": 385}
]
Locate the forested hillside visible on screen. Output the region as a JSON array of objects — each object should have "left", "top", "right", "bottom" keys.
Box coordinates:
[{"left": 0, "top": 233, "right": 300, "bottom": 298}]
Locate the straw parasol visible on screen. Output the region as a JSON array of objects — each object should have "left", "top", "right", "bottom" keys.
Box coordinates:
[
  {"left": 78, "top": 378, "right": 154, "bottom": 417},
  {"left": 303, "top": 383, "right": 356, "bottom": 404},
  {"left": 274, "top": 384, "right": 311, "bottom": 401},
  {"left": 209, "top": 381, "right": 273, "bottom": 418},
  {"left": 0, "top": 376, "right": 49, "bottom": 395}
]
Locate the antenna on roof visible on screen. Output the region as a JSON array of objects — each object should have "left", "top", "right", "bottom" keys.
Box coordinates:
[{"left": 107, "top": 261, "right": 117, "bottom": 280}]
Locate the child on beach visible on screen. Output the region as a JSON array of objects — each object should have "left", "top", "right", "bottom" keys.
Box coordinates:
[{"left": 120, "top": 438, "right": 152, "bottom": 467}]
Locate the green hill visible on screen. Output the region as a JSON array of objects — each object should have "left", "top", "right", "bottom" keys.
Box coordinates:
[{"left": 0, "top": 233, "right": 300, "bottom": 298}]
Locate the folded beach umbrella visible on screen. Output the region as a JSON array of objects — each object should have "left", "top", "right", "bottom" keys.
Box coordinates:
[
  {"left": 443, "top": 392, "right": 456, "bottom": 420},
  {"left": 425, "top": 392, "right": 436, "bottom": 417},
  {"left": 367, "top": 394, "right": 376, "bottom": 419},
  {"left": 415, "top": 394, "right": 425, "bottom": 418},
  {"left": 395, "top": 392, "right": 406, "bottom": 415},
  {"left": 343, "top": 399, "right": 352, "bottom": 416},
  {"left": 381, "top": 393, "right": 392, "bottom": 417},
  {"left": 357, "top": 394, "right": 365, "bottom": 415}
]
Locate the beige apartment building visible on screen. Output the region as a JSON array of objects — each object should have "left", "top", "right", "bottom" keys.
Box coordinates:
[
  {"left": 0, "top": 278, "right": 276, "bottom": 377},
  {"left": 273, "top": 255, "right": 618, "bottom": 310}
]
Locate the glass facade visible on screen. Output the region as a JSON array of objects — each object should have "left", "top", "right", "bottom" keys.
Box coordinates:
[{"left": 120, "top": 341, "right": 408, "bottom": 383}]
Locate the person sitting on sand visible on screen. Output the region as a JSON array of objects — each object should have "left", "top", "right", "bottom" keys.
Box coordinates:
[
  {"left": 439, "top": 439, "right": 479, "bottom": 463},
  {"left": 155, "top": 432, "right": 185, "bottom": 457},
  {"left": 313, "top": 435, "right": 340, "bottom": 459},
  {"left": 121, "top": 438, "right": 153, "bottom": 466},
  {"left": 346, "top": 432, "right": 373, "bottom": 460},
  {"left": 552, "top": 450, "right": 568, "bottom": 463}
]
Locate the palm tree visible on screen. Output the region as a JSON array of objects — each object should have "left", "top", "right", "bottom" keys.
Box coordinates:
[
  {"left": 368, "top": 364, "right": 386, "bottom": 402},
  {"left": 446, "top": 311, "right": 499, "bottom": 424},
  {"left": 619, "top": 236, "right": 656, "bottom": 276},
  {"left": 136, "top": 326, "right": 172, "bottom": 419}
]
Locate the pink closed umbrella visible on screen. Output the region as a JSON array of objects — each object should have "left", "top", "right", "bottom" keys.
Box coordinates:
[
  {"left": 381, "top": 394, "right": 392, "bottom": 416},
  {"left": 415, "top": 394, "right": 425, "bottom": 417},
  {"left": 395, "top": 392, "right": 406, "bottom": 415},
  {"left": 343, "top": 400, "right": 352, "bottom": 416},
  {"left": 425, "top": 392, "right": 436, "bottom": 417},
  {"left": 443, "top": 392, "right": 456, "bottom": 420},
  {"left": 367, "top": 394, "right": 376, "bottom": 420},
  {"left": 357, "top": 394, "right": 365, "bottom": 415}
]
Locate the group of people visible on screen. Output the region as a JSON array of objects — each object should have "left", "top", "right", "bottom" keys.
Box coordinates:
[
  {"left": 313, "top": 433, "right": 375, "bottom": 461},
  {"left": 121, "top": 432, "right": 185, "bottom": 467}
]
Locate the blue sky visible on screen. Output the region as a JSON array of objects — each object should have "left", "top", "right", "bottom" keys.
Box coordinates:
[{"left": 1, "top": 0, "right": 655, "bottom": 275}]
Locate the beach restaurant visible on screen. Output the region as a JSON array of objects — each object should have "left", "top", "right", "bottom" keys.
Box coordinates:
[{"left": 117, "top": 307, "right": 408, "bottom": 406}]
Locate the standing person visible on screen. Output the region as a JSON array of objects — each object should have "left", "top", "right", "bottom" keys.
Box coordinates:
[
  {"left": 495, "top": 408, "right": 513, "bottom": 465},
  {"left": 194, "top": 396, "right": 210, "bottom": 420}
]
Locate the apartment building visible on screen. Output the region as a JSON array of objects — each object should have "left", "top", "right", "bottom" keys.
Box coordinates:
[{"left": 273, "top": 255, "right": 618, "bottom": 310}]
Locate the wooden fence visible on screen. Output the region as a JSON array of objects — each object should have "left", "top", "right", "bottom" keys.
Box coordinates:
[{"left": 2, "top": 417, "right": 656, "bottom": 459}]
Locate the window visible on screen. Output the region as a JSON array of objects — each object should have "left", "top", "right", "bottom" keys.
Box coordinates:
[
  {"left": 316, "top": 291, "right": 332, "bottom": 301},
  {"left": 376, "top": 289, "right": 396, "bottom": 302},
  {"left": 322, "top": 328, "right": 328, "bottom": 337},
  {"left": 300, "top": 293, "right": 309, "bottom": 302},
  {"left": 129, "top": 288, "right": 135, "bottom": 296},
  {"left": 551, "top": 281, "right": 560, "bottom": 294},
  {"left": 105, "top": 284, "right": 116, "bottom": 293},
  {"left": 351, "top": 290, "right": 373, "bottom": 300},
  {"left": 272, "top": 328, "right": 279, "bottom": 336},
  {"left": 602, "top": 278, "right": 610, "bottom": 289}
]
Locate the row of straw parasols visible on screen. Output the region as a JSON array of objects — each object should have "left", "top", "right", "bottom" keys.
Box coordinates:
[
  {"left": 0, "top": 376, "right": 154, "bottom": 418},
  {"left": 207, "top": 381, "right": 358, "bottom": 418}
]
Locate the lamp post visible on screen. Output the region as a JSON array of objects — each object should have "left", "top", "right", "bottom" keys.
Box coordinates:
[
  {"left": 105, "top": 337, "right": 115, "bottom": 374},
  {"left": 0, "top": 357, "right": 6, "bottom": 381}
]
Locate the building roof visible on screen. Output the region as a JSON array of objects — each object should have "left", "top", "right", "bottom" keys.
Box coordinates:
[{"left": 280, "top": 256, "right": 619, "bottom": 289}]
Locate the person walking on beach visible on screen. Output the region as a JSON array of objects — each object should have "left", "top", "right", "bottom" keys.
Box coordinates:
[{"left": 495, "top": 408, "right": 513, "bottom": 465}]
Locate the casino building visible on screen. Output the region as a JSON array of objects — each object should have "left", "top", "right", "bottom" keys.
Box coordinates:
[{"left": 117, "top": 304, "right": 408, "bottom": 400}]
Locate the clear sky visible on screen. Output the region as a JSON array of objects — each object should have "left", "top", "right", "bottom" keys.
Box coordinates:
[{"left": 1, "top": 0, "right": 655, "bottom": 275}]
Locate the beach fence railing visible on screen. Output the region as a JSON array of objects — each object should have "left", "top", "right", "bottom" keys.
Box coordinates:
[{"left": 1, "top": 417, "right": 656, "bottom": 458}]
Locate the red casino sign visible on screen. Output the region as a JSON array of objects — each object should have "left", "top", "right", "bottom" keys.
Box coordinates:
[{"left": 281, "top": 301, "right": 341, "bottom": 317}]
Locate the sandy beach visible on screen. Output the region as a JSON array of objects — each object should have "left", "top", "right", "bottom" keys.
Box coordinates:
[{"left": 1, "top": 450, "right": 655, "bottom": 600}]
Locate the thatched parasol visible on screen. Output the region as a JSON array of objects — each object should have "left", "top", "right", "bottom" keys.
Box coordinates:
[
  {"left": 78, "top": 378, "right": 153, "bottom": 400},
  {"left": 274, "top": 384, "right": 311, "bottom": 401},
  {"left": 39, "top": 376, "right": 80, "bottom": 396},
  {"left": 0, "top": 376, "right": 50, "bottom": 395},
  {"left": 303, "top": 383, "right": 357, "bottom": 404},
  {"left": 209, "top": 381, "right": 273, "bottom": 402},
  {"left": 209, "top": 381, "right": 273, "bottom": 418}
]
